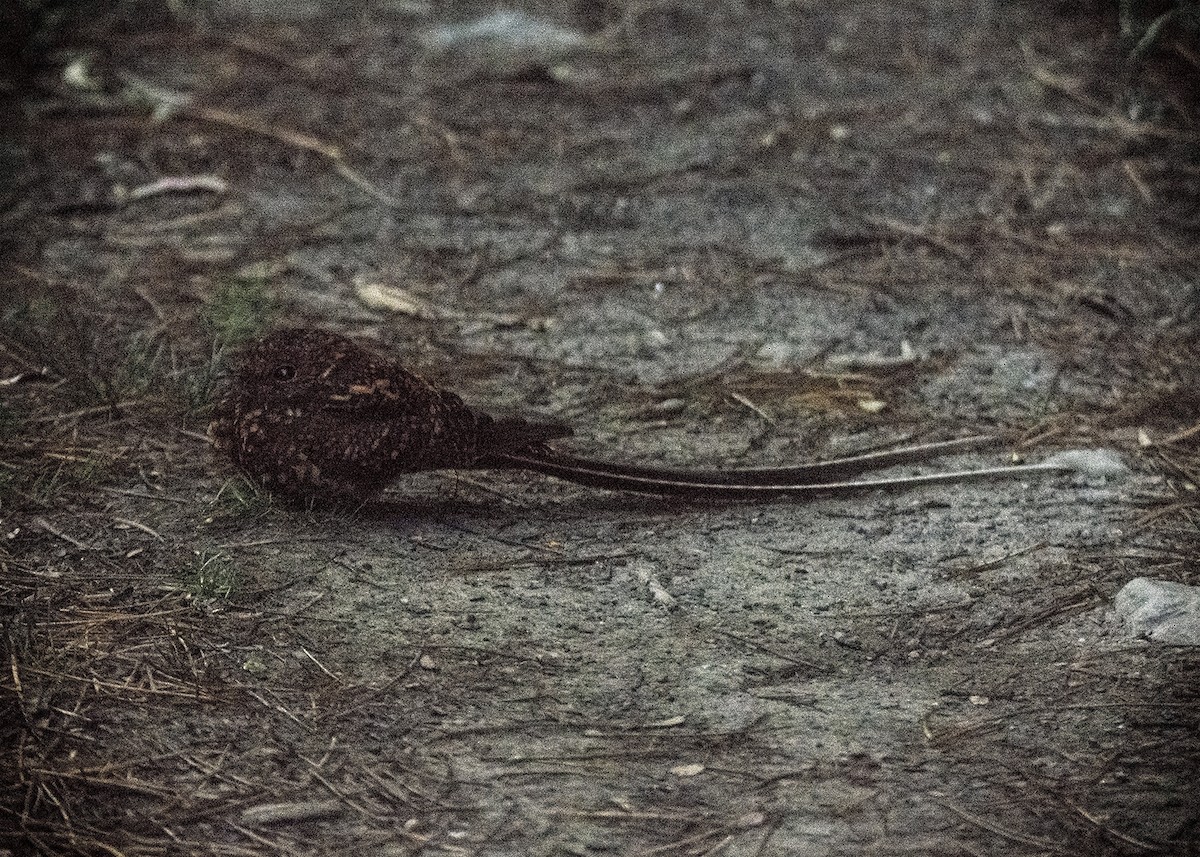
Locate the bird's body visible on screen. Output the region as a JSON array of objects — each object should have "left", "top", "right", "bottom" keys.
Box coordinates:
[
  {"left": 210, "top": 328, "right": 1069, "bottom": 505},
  {"left": 209, "top": 328, "right": 569, "bottom": 502}
]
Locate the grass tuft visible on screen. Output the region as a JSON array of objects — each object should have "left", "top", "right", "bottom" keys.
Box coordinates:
[
  {"left": 204, "top": 267, "right": 279, "bottom": 350},
  {"left": 187, "top": 550, "right": 238, "bottom": 599},
  {"left": 207, "top": 475, "right": 274, "bottom": 521}
]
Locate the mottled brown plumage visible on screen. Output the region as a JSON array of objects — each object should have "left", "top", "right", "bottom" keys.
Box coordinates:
[
  {"left": 210, "top": 328, "right": 1070, "bottom": 505},
  {"left": 209, "top": 328, "right": 570, "bottom": 503}
]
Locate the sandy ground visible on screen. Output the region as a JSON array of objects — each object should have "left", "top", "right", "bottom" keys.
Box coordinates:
[{"left": 3, "top": 2, "right": 1199, "bottom": 855}]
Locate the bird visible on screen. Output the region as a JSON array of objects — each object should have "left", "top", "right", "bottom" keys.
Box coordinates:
[{"left": 209, "top": 327, "right": 1070, "bottom": 506}]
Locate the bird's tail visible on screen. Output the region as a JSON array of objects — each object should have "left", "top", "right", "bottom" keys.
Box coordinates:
[{"left": 486, "top": 435, "right": 1074, "bottom": 499}]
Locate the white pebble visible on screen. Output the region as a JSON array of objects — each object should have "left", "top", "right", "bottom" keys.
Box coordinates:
[
  {"left": 1041, "top": 448, "right": 1128, "bottom": 477},
  {"left": 1114, "top": 578, "right": 1200, "bottom": 646}
]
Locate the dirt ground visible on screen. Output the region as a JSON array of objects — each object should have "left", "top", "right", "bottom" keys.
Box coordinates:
[{"left": 3, "top": 1, "right": 1200, "bottom": 855}]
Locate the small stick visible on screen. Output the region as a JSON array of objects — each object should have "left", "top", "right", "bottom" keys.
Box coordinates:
[{"left": 34, "top": 517, "right": 90, "bottom": 550}]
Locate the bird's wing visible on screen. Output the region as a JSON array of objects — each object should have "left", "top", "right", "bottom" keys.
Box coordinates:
[
  {"left": 318, "top": 369, "right": 573, "bottom": 453},
  {"left": 317, "top": 365, "right": 435, "bottom": 419}
]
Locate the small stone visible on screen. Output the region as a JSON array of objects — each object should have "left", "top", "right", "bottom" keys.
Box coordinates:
[{"left": 1114, "top": 578, "right": 1200, "bottom": 646}]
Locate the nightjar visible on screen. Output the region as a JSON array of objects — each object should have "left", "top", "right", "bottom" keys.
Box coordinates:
[
  {"left": 209, "top": 328, "right": 570, "bottom": 503},
  {"left": 210, "top": 328, "right": 1070, "bottom": 505}
]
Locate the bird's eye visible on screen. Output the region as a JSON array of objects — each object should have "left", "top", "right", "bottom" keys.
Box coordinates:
[{"left": 273, "top": 365, "right": 297, "bottom": 381}]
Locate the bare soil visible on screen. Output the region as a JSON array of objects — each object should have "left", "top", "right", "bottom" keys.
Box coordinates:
[{"left": 3, "top": 2, "right": 1200, "bottom": 855}]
